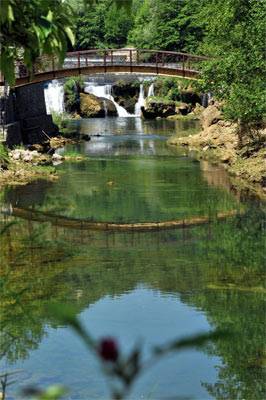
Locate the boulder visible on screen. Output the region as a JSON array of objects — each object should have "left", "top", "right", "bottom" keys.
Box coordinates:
[
  {"left": 201, "top": 105, "right": 222, "bottom": 129},
  {"left": 52, "top": 153, "right": 64, "bottom": 162},
  {"left": 100, "top": 98, "right": 118, "bottom": 117},
  {"left": 112, "top": 81, "right": 139, "bottom": 114},
  {"left": 192, "top": 103, "right": 205, "bottom": 117},
  {"left": 116, "top": 97, "right": 137, "bottom": 114},
  {"left": 142, "top": 99, "right": 176, "bottom": 119},
  {"left": 80, "top": 93, "right": 105, "bottom": 118},
  {"left": 176, "top": 103, "right": 191, "bottom": 116}
]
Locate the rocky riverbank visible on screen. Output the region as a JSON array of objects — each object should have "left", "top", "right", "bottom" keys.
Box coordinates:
[
  {"left": 168, "top": 104, "right": 266, "bottom": 198},
  {"left": 0, "top": 136, "right": 85, "bottom": 188}
]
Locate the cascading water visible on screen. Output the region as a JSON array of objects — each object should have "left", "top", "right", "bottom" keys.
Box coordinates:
[
  {"left": 134, "top": 84, "right": 145, "bottom": 117},
  {"left": 44, "top": 79, "right": 64, "bottom": 114},
  {"left": 135, "top": 83, "right": 155, "bottom": 117},
  {"left": 45, "top": 80, "right": 156, "bottom": 118},
  {"left": 147, "top": 83, "right": 155, "bottom": 97},
  {"left": 85, "top": 83, "right": 132, "bottom": 117}
]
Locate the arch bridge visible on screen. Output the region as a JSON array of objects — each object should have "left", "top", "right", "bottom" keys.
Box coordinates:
[{"left": 1, "top": 49, "right": 207, "bottom": 87}]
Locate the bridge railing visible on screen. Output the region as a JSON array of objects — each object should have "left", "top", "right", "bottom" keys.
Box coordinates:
[{"left": 2, "top": 49, "right": 208, "bottom": 84}]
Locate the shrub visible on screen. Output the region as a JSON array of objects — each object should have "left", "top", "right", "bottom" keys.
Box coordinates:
[
  {"left": 64, "top": 76, "right": 85, "bottom": 112},
  {"left": 0, "top": 143, "right": 9, "bottom": 169}
]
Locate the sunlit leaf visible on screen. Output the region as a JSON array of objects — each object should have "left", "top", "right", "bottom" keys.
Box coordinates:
[
  {"left": 65, "top": 26, "right": 75, "bottom": 46},
  {"left": 8, "top": 5, "right": 14, "bottom": 21},
  {"left": 46, "top": 10, "right": 53, "bottom": 23}
]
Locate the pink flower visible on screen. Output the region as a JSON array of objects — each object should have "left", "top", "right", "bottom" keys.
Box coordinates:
[{"left": 99, "top": 338, "right": 119, "bottom": 362}]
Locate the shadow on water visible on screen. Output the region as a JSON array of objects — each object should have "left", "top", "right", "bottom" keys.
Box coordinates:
[{"left": 0, "top": 118, "right": 265, "bottom": 399}]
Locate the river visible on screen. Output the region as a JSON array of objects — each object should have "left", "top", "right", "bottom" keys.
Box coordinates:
[{"left": 0, "top": 117, "right": 265, "bottom": 399}]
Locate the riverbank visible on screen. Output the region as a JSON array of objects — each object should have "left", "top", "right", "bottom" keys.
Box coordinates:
[
  {"left": 0, "top": 136, "right": 86, "bottom": 189},
  {"left": 168, "top": 105, "right": 266, "bottom": 199}
]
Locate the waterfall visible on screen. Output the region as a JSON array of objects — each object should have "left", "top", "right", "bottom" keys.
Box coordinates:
[
  {"left": 134, "top": 83, "right": 154, "bottom": 117},
  {"left": 147, "top": 83, "right": 154, "bottom": 97},
  {"left": 44, "top": 79, "right": 64, "bottom": 114},
  {"left": 84, "top": 83, "right": 132, "bottom": 117},
  {"left": 134, "top": 84, "right": 145, "bottom": 117},
  {"left": 202, "top": 92, "right": 212, "bottom": 108}
]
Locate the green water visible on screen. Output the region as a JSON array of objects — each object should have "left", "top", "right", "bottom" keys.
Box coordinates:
[{"left": 0, "top": 118, "right": 265, "bottom": 400}]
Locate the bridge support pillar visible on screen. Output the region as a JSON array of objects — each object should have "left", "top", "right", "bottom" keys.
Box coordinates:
[{"left": 1, "top": 82, "right": 58, "bottom": 147}]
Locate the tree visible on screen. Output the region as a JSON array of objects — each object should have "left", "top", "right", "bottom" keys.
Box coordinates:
[
  {"left": 0, "top": 0, "right": 75, "bottom": 84},
  {"left": 75, "top": 1, "right": 106, "bottom": 49},
  {"left": 197, "top": 0, "right": 266, "bottom": 134},
  {"left": 104, "top": 2, "right": 133, "bottom": 47},
  {"left": 75, "top": 0, "right": 132, "bottom": 50},
  {"left": 128, "top": 0, "right": 203, "bottom": 52}
]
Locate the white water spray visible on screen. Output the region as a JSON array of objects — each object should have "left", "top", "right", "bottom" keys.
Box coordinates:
[
  {"left": 44, "top": 80, "right": 64, "bottom": 114},
  {"left": 147, "top": 83, "right": 154, "bottom": 97},
  {"left": 134, "top": 84, "right": 145, "bottom": 117},
  {"left": 85, "top": 83, "right": 133, "bottom": 117}
]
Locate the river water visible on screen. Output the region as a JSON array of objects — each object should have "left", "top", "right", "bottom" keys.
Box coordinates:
[{"left": 0, "top": 118, "right": 265, "bottom": 399}]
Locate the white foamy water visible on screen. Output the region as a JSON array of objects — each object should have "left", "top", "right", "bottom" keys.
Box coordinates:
[
  {"left": 43, "top": 80, "right": 155, "bottom": 117},
  {"left": 134, "top": 84, "right": 145, "bottom": 117},
  {"left": 85, "top": 83, "right": 133, "bottom": 117},
  {"left": 147, "top": 83, "right": 155, "bottom": 97},
  {"left": 44, "top": 80, "right": 65, "bottom": 114}
]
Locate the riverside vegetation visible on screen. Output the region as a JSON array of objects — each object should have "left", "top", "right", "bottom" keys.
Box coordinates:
[
  {"left": 1, "top": 0, "right": 265, "bottom": 194},
  {"left": 0, "top": 0, "right": 265, "bottom": 399}
]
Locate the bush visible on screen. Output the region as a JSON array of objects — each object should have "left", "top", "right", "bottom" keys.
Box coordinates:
[
  {"left": 0, "top": 143, "right": 9, "bottom": 169},
  {"left": 64, "top": 76, "right": 85, "bottom": 112}
]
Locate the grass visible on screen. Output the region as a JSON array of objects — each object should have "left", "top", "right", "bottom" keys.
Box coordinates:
[
  {"left": 51, "top": 111, "right": 72, "bottom": 129},
  {"left": 147, "top": 96, "right": 180, "bottom": 105}
]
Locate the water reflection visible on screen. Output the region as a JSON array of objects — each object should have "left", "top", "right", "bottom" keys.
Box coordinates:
[
  {"left": 0, "top": 118, "right": 265, "bottom": 399},
  {"left": 2, "top": 119, "right": 239, "bottom": 223},
  {"left": 68, "top": 116, "right": 200, "bottom": 138}
]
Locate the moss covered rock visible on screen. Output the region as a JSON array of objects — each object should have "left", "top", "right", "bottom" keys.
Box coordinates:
[
  {"left": 142, "top": 98, "right": 176, "bottom": 119},
  {"left": 80, "top": 93, "right": 105, "bottom": 118}
]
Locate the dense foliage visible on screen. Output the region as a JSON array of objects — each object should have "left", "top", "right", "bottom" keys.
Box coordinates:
[
  {"left": 1, "top": 0, "right": 265, "bottom": 128},
  {"left": 75, "top": 0, "right": 133, "bottom": 49},
  {"left": 63, "top": 76, "right": 84, "bottom": 112},
  {"left": 128, "top": 0, "right": 202, "bottom": 52},
  {"left": 197, "top": 0, "right": 266, "bottom": 130},
  {"left": 0, "top": 0, "right": 75, "bottom": 84}
]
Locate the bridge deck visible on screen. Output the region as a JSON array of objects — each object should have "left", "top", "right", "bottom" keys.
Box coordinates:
[{"left": 1, "top": 49, "right": 206, "bottom": 87}]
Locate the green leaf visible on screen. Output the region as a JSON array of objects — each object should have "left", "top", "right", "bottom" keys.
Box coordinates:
[
  {"left": 46, "top": 10, "right": 53, "bottom": 23},
  {"left": 65, "top": 26, "right": 75, "bottom": 46},
  {"left": 8, "top": 5, "right": 14, "bottom": 21}
]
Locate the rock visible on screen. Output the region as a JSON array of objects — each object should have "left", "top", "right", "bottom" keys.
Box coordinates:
[
  {"left": 28, "top": 143, "right": 45, "bottom": 152},
  {"left": 12, "top": 149, "right": 22, "bottom": 160},
  {"left": 52, "top": 153, "right": 64, "bottom": 161},
  {"left": 193, "top": 103, "right": 205, "bottom": 116},
  {"left": 142, "top": 99, "right": 176, "bottom": 119},
  {"left": 23, "top": 153, "right": 33, "bottom": 162},
  {"left": 177, "top": 103, "right": 191, "bottom": 116},
  {"left": 100, "top": 98, "right": 118, "bottom": 117},
  {"left": 201, "top": 105, "right": 222, "bottom": 129},
  {"left": 80, "top": 93, "right": 105, "bottom": 118},
  {"left": 79, "top": 134, "right": 91, "bottom": 141},
  {"left": 112, "top": 81, "right": 139, "bottom": 114}
]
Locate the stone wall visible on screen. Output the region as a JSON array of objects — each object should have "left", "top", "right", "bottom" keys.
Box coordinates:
[{"left": 1, "top": 82, "right": 58, "bottom": 147}]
